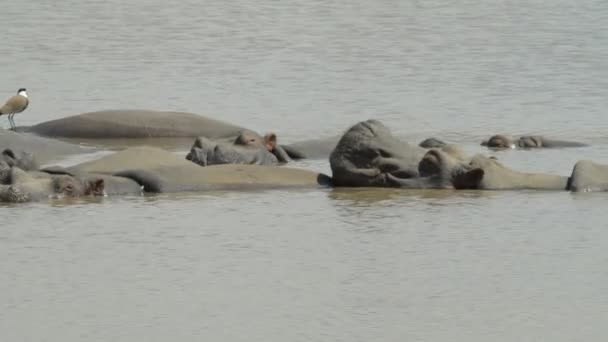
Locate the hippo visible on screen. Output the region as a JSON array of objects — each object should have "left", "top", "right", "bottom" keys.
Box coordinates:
[
  {"left": 329, "top": 120, "right": 482, "bottom": 188},
  {"left": 20, "top": 110, "right": 248, "bottom": 140},
  {"left": 418, "top": 148, "right": 570, "bottom": 190},
  {"left": 16, "top": 109, "right": 333, "bottom": 161},
  {"left": 186, "top": 131, "right": 291, "bottom": 166},
  {"left": 481, "top": 135, "right": 588, "bottom": 149},
  {"left": 63, "top": 146, "right": 332, "bottom": 193},
  {"left": 418, "top": 137, "right": 447, "bottom": 148},
  {"left": 0, "top": 166, "right": 105, "bottom": 202},
  {"left": 328, "top": 119, "right": 600, "bottom": 191}
]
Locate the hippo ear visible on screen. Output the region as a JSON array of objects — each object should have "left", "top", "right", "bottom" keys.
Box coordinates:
[
  {"left": 264, "top": 133, "right": 277, "bottom": 151},
  {"left": 87, "top": 178, "right": 105, "bottom": 196},
  {"left": 452, "top": 168, "right": 484, "bottom": 189}
]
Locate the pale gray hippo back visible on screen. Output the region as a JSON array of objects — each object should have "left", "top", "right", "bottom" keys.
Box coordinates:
[
  {"left": 70, "top": 146, "right": 331, "bottom": 193},
  {"left": 467, "top": 154, "right": 570, "bottom": 190},
  {"left": 26, "top": 110, "right": 248, "bottom": 139}
]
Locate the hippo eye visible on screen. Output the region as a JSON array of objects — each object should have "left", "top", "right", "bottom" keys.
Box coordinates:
[{"left": 64, "top": 184, "right": 74, "bottom": 193}]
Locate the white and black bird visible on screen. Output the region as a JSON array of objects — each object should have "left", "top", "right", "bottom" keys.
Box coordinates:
[{"left": 0, "top": 88, "right": 29, "bottom": 130}]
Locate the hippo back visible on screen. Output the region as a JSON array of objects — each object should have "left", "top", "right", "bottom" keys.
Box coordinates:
[{"left": 27, "top": 110, "right": 248, "bottom": 139}]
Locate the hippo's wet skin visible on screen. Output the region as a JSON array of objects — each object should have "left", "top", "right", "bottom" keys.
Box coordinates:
[
  {"left": 67, "top": 146, "right": 331, "bottom": 193},
  {"left": 329, "top": 120, "right": 482, "bottom": 189},
  {"left": 329, "top": 119, "right": 608, "bottom": 192},
  {"left": 20, "top": 110, "right": 248, "bottom": 139},
  {"left": 186, "top": 131, "right": 290, "bottom": 166},
  {"left": 482, "top": 135, "right": 589, "bottom": 149},
  {"left": 0, "top": 166, "right": 105, "bottom": 203},
  {"left": 418, "top": 149, "right": 569, "bottom": 190}
]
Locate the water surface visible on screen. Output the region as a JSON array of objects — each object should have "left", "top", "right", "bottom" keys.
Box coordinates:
[{"left": 1, "top": 1, "right": 608, "bottom": 341}]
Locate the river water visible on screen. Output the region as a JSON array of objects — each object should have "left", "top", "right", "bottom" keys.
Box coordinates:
[{"left": 1, "top": 1, "right": 608, "bottom": 341}]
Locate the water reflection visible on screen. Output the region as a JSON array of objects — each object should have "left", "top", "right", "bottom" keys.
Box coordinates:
[{"left": 328, "top": 187, "right": 490, "bottom": 204}]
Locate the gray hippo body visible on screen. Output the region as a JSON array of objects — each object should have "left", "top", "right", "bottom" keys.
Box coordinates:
[
  {"left": 23, "top": 110, "right": 248, "bottom": 139},
  {"left": 482, "top": 135, "right": 588, "bottom": 149},
  {"left": 68, "top": 146, "right": 331, "bottom": 193}
]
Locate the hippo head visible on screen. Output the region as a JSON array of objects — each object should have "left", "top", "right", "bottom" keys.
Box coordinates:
[
  {"left": 234, "top": 130, "right": 266, "bottom": 147},
  {"left": 330, "top": 120, "right": 484, "bottom": 188},
  {"left": 186, "top": 136, "right": 217, "bottom": 166},
  {"left": 329, "top": 120, "right": 456, "bottom": 187},
  {"left": 482, "top": 135, "right": 515, "bottom": 149},
  {"left": 234, "top": 131, "right": 289, "bottom": 163},
  {"left": 330, "top": 120, "right": 423, "bottom": 187},
  {"left": 416, "top": 149, "right": 485, "bottom": 189},
  {"left": 50, "top": 175, "right": 105, "bottom": 199},
  {"left": 0, "top": 168, "right": 106, "bottom": 202},
  {"left": 186, "top": 131, "right": 288, "bottom": 167}
]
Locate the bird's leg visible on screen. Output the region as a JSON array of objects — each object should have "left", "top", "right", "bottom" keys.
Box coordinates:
[{"left": 8, "top": 114, "right": 15, "bottom": 131}]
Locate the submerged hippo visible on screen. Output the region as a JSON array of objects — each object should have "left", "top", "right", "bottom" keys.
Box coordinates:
[
  {"left": 418, "top": 137, "right": 447, "bottom": 148},
  {"left": 482, "top": 135, "right": 588, "bottom": 149},
  {"left": 186, "top": 131, "right": 291, "bottom": 166},
  {"left": 0, "top": 166, "right": 105, "bottom": 202}
]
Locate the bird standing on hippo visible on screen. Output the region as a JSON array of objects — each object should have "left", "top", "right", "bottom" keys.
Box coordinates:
[{"left": 0, "top": 88, "right": 29, "bottom": 131}]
